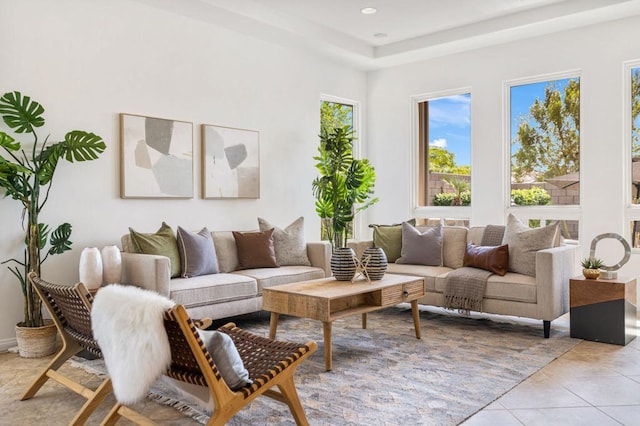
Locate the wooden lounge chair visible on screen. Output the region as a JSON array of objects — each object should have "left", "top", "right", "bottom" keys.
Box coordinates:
[
  {"left": 102, "top": 304, "right": 317, "bottom": 425},
  {"left": 22, "top": 272, "right": 113, "bottom": 425}
]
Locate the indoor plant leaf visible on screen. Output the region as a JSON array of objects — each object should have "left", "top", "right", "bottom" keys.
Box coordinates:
[
  {"left": 48, "top": 223, "right": 72, "bottom": 255},
  {"left": 0, "top": 91, "right": 45, "bottom": 134},
  {"left": 63, "top": 131, "right": 106, "bottom": 162},
  {"left": 0, "top": 131, "right": 20, "bottom": 151}
]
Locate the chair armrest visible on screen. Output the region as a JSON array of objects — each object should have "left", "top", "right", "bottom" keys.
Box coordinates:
[
  {"left": 307, "top": 241, "right": 332, "bottom": 277},
  {"left": 535, "top": 244, "right": 579, "bottom": 321},
  {"left": 120, "top": 252, "right": 171, "bottom": 297},
  {"left": 347, "top": 240, "right": 374, "bottom": 260}
]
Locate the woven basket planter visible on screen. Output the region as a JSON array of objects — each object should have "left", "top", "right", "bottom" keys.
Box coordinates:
[{"left": 15, "top": 319, "right": 57, "bottom": 358}]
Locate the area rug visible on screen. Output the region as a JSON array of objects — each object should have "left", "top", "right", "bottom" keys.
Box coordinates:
[{"left": 72, "top": 306, "right": 579, "bottom": 425}]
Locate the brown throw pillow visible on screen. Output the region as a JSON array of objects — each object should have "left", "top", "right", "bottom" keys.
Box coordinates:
[
  {"left": 232, "top": 229, "right": 278, "bottom": 269},
  {"left": 464, "top": 244, "right": 509, "bottom": 276}
]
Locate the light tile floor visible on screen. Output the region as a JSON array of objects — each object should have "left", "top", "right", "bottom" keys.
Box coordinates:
[
  {"left": 463, "top": 313, "right": 640, "bottom": 426},
  {"left": 1, "top": 312, "right": 638, "bottom": 425}
]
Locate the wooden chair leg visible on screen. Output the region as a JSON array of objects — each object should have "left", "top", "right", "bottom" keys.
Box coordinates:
[
  {"left": 21, "top": 340, "right": 81, "bottom": 400},
  {"left": 277, "top": 374, "right": 309, "bottom": 426},
  {"left": 70, "top": 378, "right": 113, "bottom": 426},
  {"left": 100, "top": 403, "right": 123, "bottom": 426}
]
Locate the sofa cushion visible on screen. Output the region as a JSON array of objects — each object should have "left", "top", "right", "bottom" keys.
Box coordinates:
[
  {"left": 212, "top": 231, "right": 239, "bottom": 273},
  {"left": 234, "top": 266, "right": 325, "bottom": 294},
  {"left": 484, "top": 273, "right": 537, "bottom": 303},
  {"left": 169, "top": 273, "right": 258, "bottom": 308},
  {"left": 396, "top": 222, "right": 442, "bottom": 266},
  {"left": 129, "top": 222, "right": 181, "bottom": 278},
  {"left": 258, "top": 216, "right": 311, "bottom": 266},
  {"left": 176, "top": 226, "right": 218, "bottom": 278},
  {"left": 233, "top": 229, "right": 278, "bottom": 269},
  {"left": 386, "top": 263, "right": 452, "bottom": 292},
  {"left": 370, "top": 219, "right": 416, "bottom": 263},
  {"left": 464, "top": 244, "right": 509, "bottom": 276},
  {"left": 442, "top": 226, "right": 467, "bottom": 269},
  {"left": 502, "top": 214, "right": 559, "bottom": 277}
]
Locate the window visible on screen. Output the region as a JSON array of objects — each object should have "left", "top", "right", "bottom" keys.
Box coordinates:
[
  {"left": 627, "top": 64, "right": 640, "bottom": 247},
  {"left": 320, "top": 100, "right": 353, "bottom": 135},
  {"left": 508, "top": 74, "right": 580, "bottom": 240},
  {"left": 318, "top": 97, "right": 358, "bottom": 240},
  {"left": 417, "top": 92, "right": 471, "bottom": 208}
]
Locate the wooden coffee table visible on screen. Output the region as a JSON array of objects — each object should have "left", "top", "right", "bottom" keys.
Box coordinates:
[{"left": 262, "top": 273, "right": 425, "bottom": 371}]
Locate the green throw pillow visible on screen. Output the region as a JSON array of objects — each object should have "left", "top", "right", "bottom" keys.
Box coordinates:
[
  {"left": 129, "top": 222, "right": 181, "bottom": 278},
  {"left": 370, "top": 219, "right": 416, "bottom": 263}
]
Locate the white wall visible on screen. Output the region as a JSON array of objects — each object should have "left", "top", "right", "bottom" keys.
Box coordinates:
[
  {"left": 367, "top": 16, "right": 640, "bottom": 280},
  {"left": 0, "top": 0, "right": 366, "bottom": 346}
]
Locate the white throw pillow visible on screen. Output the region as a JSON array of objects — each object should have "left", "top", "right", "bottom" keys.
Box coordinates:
[
  {"left": 502, "top": 214, "right": 559, "bottom": 277},
  {"left": 258, "top": 217, "right": 311, "bottom": 266},
  {"left": 198, "top": 329, "right": 252, "bottom": 391}
]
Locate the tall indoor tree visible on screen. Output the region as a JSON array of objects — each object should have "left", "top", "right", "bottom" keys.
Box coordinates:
[
  {"left": 0, "top": 91, "right": 106, "bottom": 328},
  {"left": 312, "top": 125, "right": 377, "bottom": 249}
]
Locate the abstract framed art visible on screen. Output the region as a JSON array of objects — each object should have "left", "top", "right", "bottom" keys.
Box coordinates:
[
  {"left": 120, "top": 113, "right": 193, "bottom": 198},
  {"left": 201, "top": 124, "right": 260, "bottom": 199}
]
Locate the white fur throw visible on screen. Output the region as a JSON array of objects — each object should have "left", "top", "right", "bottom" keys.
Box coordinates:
[{"left": 92, "top": 284, "right": 175, "bottom": 404}]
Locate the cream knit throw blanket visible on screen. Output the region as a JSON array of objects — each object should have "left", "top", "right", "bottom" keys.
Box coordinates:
[
  {"left": 92, "top": 284, "right": 175, "bottom": 405},
  {"left": 444, "top": 267, "right": 492, "bottom": 315}
]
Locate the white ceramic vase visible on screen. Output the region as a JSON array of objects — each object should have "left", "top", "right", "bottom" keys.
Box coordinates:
[
  {"left": 101, "top": 245, "right": 122, "bottom": 285},
  {"left": 79, "top": 247, "right": 103, "bottom": 290}
]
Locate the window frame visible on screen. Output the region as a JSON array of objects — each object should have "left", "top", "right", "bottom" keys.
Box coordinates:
[
  {"left": 319, "top": 93, "right": 363, "bottom": 237},
  {"left": 503, "top": 70, "right": 582, "bottom": 240},
  {"left": 623, "top": 60, "right": 640, "bottom": 250},
  {"left": 410, "top": 87, "right": 473, "bottom": 222}
]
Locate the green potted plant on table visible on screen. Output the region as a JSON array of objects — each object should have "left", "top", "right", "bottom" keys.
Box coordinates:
[
  {"left": 581, "top": 257, "right": 604, "bottom": 280},
  {"left": 312, "top": 125, "right": 378, "bottom": 279},
  {"left": 0, "top": 91, "right": 106, "bottom": 357}
]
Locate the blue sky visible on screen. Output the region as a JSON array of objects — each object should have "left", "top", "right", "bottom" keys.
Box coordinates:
[
  {"left": 427, "top": 94, "right": 471, "bottom": 166},
  {"left": 427, "top": 79, "right": 574, "bottom": 167}
]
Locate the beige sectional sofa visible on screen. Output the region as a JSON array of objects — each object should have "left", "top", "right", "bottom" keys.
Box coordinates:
[
  {"left": 349, "top": 224, "right": 578, "bottom": 337},
  {"left": 119, "top": 230, "right": 331, "bottom": 321}
]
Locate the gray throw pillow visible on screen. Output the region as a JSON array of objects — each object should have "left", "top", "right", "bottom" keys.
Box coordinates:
[
  {"left": 258, "top": 217, "right": 311, "bottom": 266},
  {"left": 396, "top": 222, "right": 443, "bottom": 266},
  {"left": 198, "top": 329, "right": 252, "bottom": 391},
  {"left": 502, "top": 214, "right": 559, "bottom": 277},
  {"left": 176, "top": 226, "right": 219, "bottom": 278}
]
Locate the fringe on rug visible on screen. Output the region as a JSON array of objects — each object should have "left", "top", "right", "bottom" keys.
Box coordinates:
[
  {"left": 147, "top": 391, "right": 210, "bottom": 425},
  {"left": 444, "top": 295, "right": 483, "bottom": 316}
]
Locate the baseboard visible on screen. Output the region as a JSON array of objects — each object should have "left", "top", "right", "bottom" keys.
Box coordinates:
[{"left": 0, "top": 337, "right": 17, "bottom": 353}]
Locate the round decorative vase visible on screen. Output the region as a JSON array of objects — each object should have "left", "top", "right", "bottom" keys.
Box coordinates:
[
  {"left": 331, "top": 247, "right": 357, "bottom": 281},
  {"left": 583, "top": 268, "right": 600, "bottom": 280},
  {"left": 363, "top": 247, "right": 387, "bottom": 281},
  {"left": 15, "top": 319, "right": 57, "bottom": 358},
  {"left": 79, "top": 247, "right": 103, "bottom": 290},
  {"left": 101, "top": 245, "right": 122, "bottom": 285}
]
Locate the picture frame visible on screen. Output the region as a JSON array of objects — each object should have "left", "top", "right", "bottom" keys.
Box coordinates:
[
  {"left": 120, "top": 113, "right": 193, "bottom": 199},
  {"left": 201, "top": 124, "right": 260, "bottom": 199}
]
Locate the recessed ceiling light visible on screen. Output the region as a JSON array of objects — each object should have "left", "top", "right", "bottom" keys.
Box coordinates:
[
  {"left": 374, "top": 33, "right": 387, "bottom": 38},
  {"left": 361, "top": 7, "right": 377, "bottom": 15}
]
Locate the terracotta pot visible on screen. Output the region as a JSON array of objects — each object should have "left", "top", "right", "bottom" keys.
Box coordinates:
[{"left": 15, "top": 319, "right": 57, "bottom": 358}]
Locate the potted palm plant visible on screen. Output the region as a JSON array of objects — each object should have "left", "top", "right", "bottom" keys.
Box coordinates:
[
  {"left": 312, "top": 125, "right": 377, "bottom": 279},
  {"left": 0, "top": 91, "right": 106, "bottom": 357}
]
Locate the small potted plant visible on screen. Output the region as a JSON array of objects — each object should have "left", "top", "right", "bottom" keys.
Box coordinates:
[{"left": 581, "top": 257, "right": 604, "bottom": 280}]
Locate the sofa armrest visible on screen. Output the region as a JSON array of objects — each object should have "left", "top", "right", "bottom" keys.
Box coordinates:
[
  {"left": 307, "top": 241, "right": 332, "bottom": 277},
  {"left": 535, "top": 244, "right": 579, "bottom": 321},
  {"left": 120, "top": 252, "right": 171, "bottom": 297},
  {"left": 347, "top": 240, "right": 374, "bottom": 261}
]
